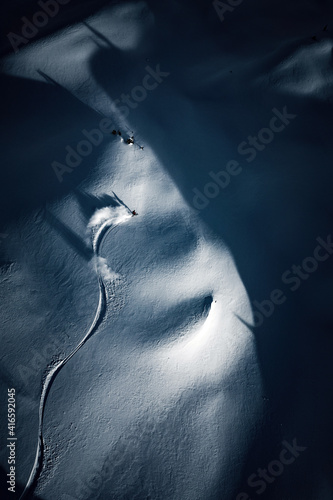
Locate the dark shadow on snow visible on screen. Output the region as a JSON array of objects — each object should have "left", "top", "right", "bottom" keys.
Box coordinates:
[
  {"left": 0, "top": 71, "right": 113, "bottom": 233},
  {"left": 73, "top": 189, "right": 131, "bottom": 221},
  {"left": 44, "top": 209, "right": 93, "bottom": 261},
  {"left": 87, "top": 3, "right": 333, "bottom": 498},
  {"left": 2, "top": 1, "right": 333, "bottom": 497}
]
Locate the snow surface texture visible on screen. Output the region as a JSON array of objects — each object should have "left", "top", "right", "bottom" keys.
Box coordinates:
[{"left": 1, "top": 1, "right": 333, "bottom": 499}]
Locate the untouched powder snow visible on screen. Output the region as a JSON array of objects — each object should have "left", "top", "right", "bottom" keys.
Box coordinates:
[{"left": 1, "top": 1, "right": 333, "bottom": 499}]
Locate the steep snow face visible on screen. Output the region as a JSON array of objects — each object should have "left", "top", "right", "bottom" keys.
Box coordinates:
[
  {"left": 35, "top": 139, "right": 261, "bottom": 500},
  {"left": 1, "top": 0, "right": 333, "bottom": 499}
]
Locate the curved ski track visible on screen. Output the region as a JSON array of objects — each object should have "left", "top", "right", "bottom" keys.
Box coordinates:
[{"left": 20, "top": 218, "right": 125, "bottom": 499}]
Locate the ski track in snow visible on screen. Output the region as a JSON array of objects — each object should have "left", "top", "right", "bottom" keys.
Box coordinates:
[{"left": 19, "top": 215, "right": 130, "bottom": 499}]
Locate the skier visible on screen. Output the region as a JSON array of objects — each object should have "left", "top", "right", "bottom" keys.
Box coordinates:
[{"left": 131, "top": 210, "right": 137, "bottom": 216}]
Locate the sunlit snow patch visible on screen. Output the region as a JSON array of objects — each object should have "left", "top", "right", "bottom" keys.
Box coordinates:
[{"left": 260, "top": 40, "right": 333, "bottom": 100}]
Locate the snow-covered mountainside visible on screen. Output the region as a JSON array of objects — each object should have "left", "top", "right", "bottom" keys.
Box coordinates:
[{"left": 1, "top": 1, "right": 333, "bottom": 499}]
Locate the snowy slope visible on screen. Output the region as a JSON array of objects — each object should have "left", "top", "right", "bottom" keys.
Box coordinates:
[{"left": 1, "top": 1, "right": 333, "bottom": 499}]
